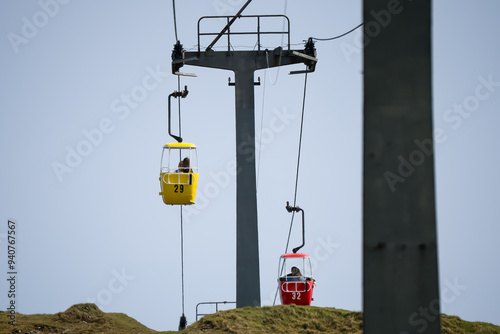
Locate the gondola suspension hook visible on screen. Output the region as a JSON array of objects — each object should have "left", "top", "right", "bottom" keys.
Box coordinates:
[
  {"left": 285, "top": 201, "right": 306, "bottom": 254},
  {"left": 168, "top": 86, "right": 188, "bottom": 143}
]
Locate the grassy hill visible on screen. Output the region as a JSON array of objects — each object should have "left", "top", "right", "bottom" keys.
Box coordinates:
[
  {"left": 0, "top": 304, "right": 155, "bottom": 334},
  {"left": 1, "top": 303, "right": 499, "bottom": 334}
]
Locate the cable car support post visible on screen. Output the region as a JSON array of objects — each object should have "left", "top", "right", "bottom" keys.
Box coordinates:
[
  {"left": 363, "top": 0, "right": 440, "bottom": 332},
  {"left": 172, "top": 15, "right": 317, "bottom": 308}
]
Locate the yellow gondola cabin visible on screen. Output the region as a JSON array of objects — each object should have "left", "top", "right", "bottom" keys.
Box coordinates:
[{"left": 159, "top": 143, "right": 199, "bottom": 205}]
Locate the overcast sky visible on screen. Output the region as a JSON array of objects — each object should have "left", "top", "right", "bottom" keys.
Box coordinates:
[{"left": 1, "top": 0, "right": 500, "bottom": 331}]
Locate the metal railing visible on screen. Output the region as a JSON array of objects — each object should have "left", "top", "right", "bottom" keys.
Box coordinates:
[
  {"left": 195, "top": 301, "right": 236, "bottom": 321},
  {"left": 197, "top": 15, "right": 291, "bottom": 53},
  {"left": 161, "top": 172, "right": 195, "bottom": 185},
  {"left": 280, "top": 281, "right": 312, "bottom": 293}
]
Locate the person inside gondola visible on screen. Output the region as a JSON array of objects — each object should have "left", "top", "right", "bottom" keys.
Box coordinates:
[
  {"left": 175, "top": 160, "right": 184, "bottom": 173},
  {"left": 182, "top": 157, "right": 192, "bottom": 173},
  {"left": 286, "top": 266, "right": 304, "bottom": 281}
]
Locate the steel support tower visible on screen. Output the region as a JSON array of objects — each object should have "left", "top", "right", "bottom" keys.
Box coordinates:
[
  {"left": 363, "top": 0, "right": 440, "bottom": 333},
  {"left": 173, "top": 15, "right": 317, "bottom": 308}
]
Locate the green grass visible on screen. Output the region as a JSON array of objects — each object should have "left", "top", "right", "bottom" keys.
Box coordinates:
[
  {"left": 1, "top": 303, "right": 499, "bottom": 334},
  {"left": 0, "top": 303, "right": 156, "bottom": 334},
  {"left": 181, "top": 305, "right": 363, "bottom": 334},
  {"left": 441, "top": 315, "right": 500, "bottom": 334}
]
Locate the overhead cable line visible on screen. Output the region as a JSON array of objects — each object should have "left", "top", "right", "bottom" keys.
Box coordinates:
[
  {"left": 284, "top": 70, "right": 308, "bottom": 254},
  {"left": 256, "top": 62, "right": 267, "bottom": 190},
  {"left": 270, "top": 0, "right": 289, "bottom": 86},
  {"left": 178, "top": 206, "right": 187, "bottom": 330},
  {"left": 177, "top": 80, "right": 186, "bottom": 331},
  {"left": 171, "top": 0, "right": 183, "bottom": 131},
  {"left": 311, "top": 22, "right": 364, "bottom": 41},
  {"left": 171, "top": 1, "right": 187, "bottom": 330},
  {"left": 172, "top": 0, "right": 179, "bottom": 41},
  {"left": 273, "top": 69, "right": 309, "bottom": 306},
  {"left": 169, "top": 0, "right": 183, "bottom": 142},
  {"left": 257, "top": 0, "right": 289, "bottom": 185}
]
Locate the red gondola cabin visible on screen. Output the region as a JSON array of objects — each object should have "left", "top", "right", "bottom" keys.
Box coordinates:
[{"left": 277, "top": 253, "right": 315, "bottom": 305}]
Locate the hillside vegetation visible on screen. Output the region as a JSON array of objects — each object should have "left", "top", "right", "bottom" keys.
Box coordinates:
[{"left": 1, "top": 303, "right": 499, "bottom": 334}]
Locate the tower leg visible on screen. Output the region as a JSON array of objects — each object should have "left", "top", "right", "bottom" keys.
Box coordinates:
[
  {"left": 235, "top": 67, "right": 260, "bottom": 307},
  {"left": 363, "top": 0, "right": 440, "bottom": 332}
]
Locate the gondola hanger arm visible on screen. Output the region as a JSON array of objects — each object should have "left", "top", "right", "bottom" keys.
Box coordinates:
[
  {"left": 168, "top": 86, "right": 189, "bottom": 143},
  {"left": 285, "top": 201, "right": 306, "bottom": 253}
]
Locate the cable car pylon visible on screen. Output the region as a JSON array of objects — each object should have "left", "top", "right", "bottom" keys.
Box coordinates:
[{"left": 172, "top": 13, "right": 317, "bottom": 308}]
